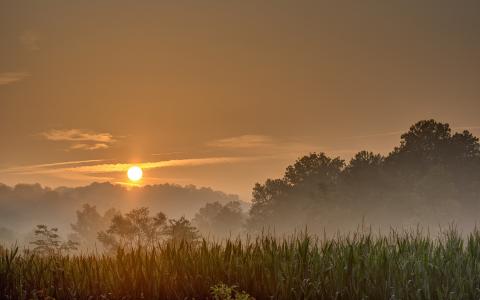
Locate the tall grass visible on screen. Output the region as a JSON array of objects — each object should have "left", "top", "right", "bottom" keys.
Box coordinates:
[{"left": 2, "top": 228, "right": 480, "bottom": 299}]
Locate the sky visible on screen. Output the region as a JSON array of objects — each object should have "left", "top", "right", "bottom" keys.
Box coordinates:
[{"left": 1, "top": 0, "right": 480, "bottom": 201}]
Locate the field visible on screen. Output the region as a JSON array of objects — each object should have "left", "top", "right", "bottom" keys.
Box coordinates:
[{"left": 2, "top": 228, "right": 480, "bottom": 299}]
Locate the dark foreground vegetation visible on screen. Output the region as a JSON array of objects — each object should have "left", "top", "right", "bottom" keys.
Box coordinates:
[{"left": 2, "top": 228, "right": 480, "bottom": 299}]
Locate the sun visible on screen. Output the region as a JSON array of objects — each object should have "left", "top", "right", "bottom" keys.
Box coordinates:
[{"left": 127, "top": 166, "right": 143, "bottom": 182}]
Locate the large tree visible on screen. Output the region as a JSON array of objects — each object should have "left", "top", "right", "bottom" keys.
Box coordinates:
[
  {"left": 248, "top": 153, "right": 344, "bottom": 232},
  {"left": 97, "top": 207, "right": 167, "bottom": 250},
  {"left": 98, "top": 207, "right": 200, "bottom": 250},
  {"left": 162, "top": 217, "right": 200, "bottom": 245},
  {"left": 69, "top": 204, "right": 119, "bottom": 249},
  {"left": 193, "top": 201, "right": 245, "bottom": 237}
]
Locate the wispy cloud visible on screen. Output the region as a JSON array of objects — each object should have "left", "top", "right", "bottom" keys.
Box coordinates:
[
  {"left": 70, "top": 143, "right": 110, "bottom": 151},
  {"left": 207, "top": 135, "right": 274, "bottom": 148},
  {"left": 152, "top": 151, "right": 188, "bottom": 156},
  {"left": 42, "top": 129, "right": 116, "bottom": 151},
  {"left": 0, "top": 159, "right": 107, "bottom": 174},
  {"left": 0, "top": 72, "right": 30, "bottom": 86},
  {"left": 19, "top": 31, "right": 40, "bottom": 51},
  {"left": 206, "top": 134, "right": 378, "bottom": 161},
  {"left": 0, "top": 156, "right": 255, "bottom": 183},
  {"left": 63, "top": 157, "right": 254, "bottom": 174},
  {"left": 42, "top": 129, "right": 114, "bottom": 143},
  {"left": 207, "top": 134, "right": 323, "bottom": 157}
]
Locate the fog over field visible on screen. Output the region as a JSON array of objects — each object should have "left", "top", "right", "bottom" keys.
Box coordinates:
[
  {"left": 0, "top": 182, "right": 242, "bottom": 242},
  {"left": 2, "top": 120, "right": 480, "bottom": 250}
]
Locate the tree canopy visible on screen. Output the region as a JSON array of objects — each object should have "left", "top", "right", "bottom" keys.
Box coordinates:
[{"left": 247, "top": 120, "right": 480, "bottom": 233}]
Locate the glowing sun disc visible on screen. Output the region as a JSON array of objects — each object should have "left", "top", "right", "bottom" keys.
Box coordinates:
[{"left": 127, "top": 166, "right": 143, "bottom": 182}]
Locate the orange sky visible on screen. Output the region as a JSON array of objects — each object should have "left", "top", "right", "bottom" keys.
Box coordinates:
[{"left": 1, "top": 1, "right": 480, "bottom": 200}]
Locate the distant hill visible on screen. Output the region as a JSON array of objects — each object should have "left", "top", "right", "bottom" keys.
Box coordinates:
[{"left": 0, "top": 182, "right": 245, "bottom": 236}]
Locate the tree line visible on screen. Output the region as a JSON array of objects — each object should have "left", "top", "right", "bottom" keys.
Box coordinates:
[
  {"left": 248, "top": 119, "right": 480, "bottom": 233},
  {"left": 29, "top": 119, "right": 480, "bottom": 252}
]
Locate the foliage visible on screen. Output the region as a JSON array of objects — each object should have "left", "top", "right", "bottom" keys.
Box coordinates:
[
  {"left": 249, "top": 153, "right": 345, "bottom": 232},
  {"left": 98, "top": 207, "right": 199, "bottom": 250},
  {"left": 69, "top": 204, "right": 118, "bottom": 249},
  {"left": 30, "top": 225, "right": 78, "bottom": 255},
  {"left": 210, "top": 283, "right": 254, "bottom": 300},
  {"left": 97, "top": 207, "right": 167, "bottom": 250},
  {"left": 162, "top": 216, "right": 200, "bottom": 245},
  {"left": 247, "top": 119, "right": 480, "bottom": 232},
  {"left": 193, "top": 201, "right": 245, "bottom": 237},
  {"left": 3, "top": 229, "right": 480, "bottom": 299}
]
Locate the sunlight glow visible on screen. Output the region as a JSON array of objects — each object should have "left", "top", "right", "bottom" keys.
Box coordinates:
[{"left": 127, "top": 166, "right": 143, "bottom": 182}]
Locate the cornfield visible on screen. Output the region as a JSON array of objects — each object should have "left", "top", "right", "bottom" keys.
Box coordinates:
[{"left": 2, "top": 228, "right": 480, "bottom": 299}]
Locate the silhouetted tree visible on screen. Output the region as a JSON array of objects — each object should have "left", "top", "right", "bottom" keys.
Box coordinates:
[
  {"left": 386, "top": 120, "right": 479, "bottom": 174},
  {"left": 98, "top": 207, "right": 167, "bottom": 250},
  {"left": 341, "top": 151, "right": 385, "bottom": 208},
  {"left": 343, "top": 151, "right": 383, "bottom": 182},
  {"left": 193, "top": 201, "right": 245, "bottom": 237},
  {"left": 246, "top": 120, "right": 480, "bottom": 233},
  {"left": 30, "top": 225, "right": 78, "bottom": 255},
  {"left": 162, "top": 217, "right": 200, "bottom": 244},
  {"left": 248, "top": 179, "right": 291, "bottom": 232},
  {"left": 248, "top": 153, "right": 344, "bottom": 232},
  {"left": 69, "top": 204, "right": 118, "bottom": 249},
  {"left": 284, "top": 153, "right": 344, "bottom": 188},
  {"left": 383, "top": 120, "right": 480, "bottom": 222}
]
